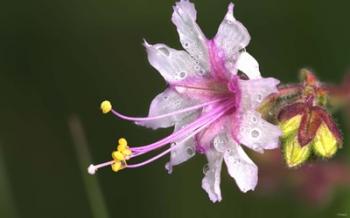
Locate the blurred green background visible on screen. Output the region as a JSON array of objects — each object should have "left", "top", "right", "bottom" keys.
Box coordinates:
[{"left": 1, "top": 0, "right": 350, "bottom": 217}]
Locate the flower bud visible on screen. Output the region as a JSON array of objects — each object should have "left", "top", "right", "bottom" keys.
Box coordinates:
[
  {"left": 283, "top": 133, "right": 311, "bottom": 168},
  {"left": 278, "top": 102, "right": 342, "bottom": 167},
  {"left": 312, "top": 122, "right": 339, "bottom": 158}
]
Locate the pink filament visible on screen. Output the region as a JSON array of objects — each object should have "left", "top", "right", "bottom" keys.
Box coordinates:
[
  {"left": 89, "top": 98, "right": 236, "bottom": 172},
  {"left": 126, "top": 102, "right": 233, "bottom": 168},
  {"left": 110, "top": 97, "right": 228, "bottom": 122},
  {"left": 129, "top": 100, "right": 234, "bottom": 154}
]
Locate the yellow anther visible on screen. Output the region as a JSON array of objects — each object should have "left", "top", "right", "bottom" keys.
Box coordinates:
[
  {"left": 100, "top": 100, "right": 112, "bottom": 114},
  {"left": 111, "top": 161, "right": 123, "bottom": 172},
  {"left": 122, "top": 148, "right": 132, "bottom": 156},
  {"left": 118, "top": 138, "right": 128, "bottom": 146},
  {"left": 117, "top": 144, "right": 128, "bottom": 152},
  {"left": 112, "top": 151, "right": 125, "bottom": 161}
]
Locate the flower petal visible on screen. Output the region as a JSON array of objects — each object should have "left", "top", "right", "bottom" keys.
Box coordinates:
[
  {"left": 137, "top": 88, "right": 198, "bottom": 129},
  {"left": 166, "top": 113, "right": 199, "bottom": 173},
  {"left": 223, "top": 143, "right": 258, "bottom": 192},
  {"left": 214, "top": 3, "right": 250, "bottom": 74},
  {"left": 197, "top": 114, "right": 232, "bottom": 151},
  {"left": 237, "top": 110, "right": 282, "bottom": 152},
  {"left": 144, "top": 41, "right": 203, "bottom": 83},
  {"left": 239, "top": 77, "right": 280, "bottom": 110},
  {"left": 173, "top": 78, "right": 230, "bottom": 102},
  {"left": 172, "top": 0, "right": 210, "bottom": 74},
  {"left": 236, "top": 51, "right": 261, "bottom": 79},
  {"left": 202, "top": 148, "right": 223, "bottom": 202}
]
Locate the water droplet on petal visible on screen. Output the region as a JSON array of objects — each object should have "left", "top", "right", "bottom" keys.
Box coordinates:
[
  {"left": 240, "top": 127, "right": 247, "bottom": 133},
  {"left": 251, "top": 129, "right": 260, "bottom": 138},
  {"left": 183, "top": 41, "right": 190, "bottom": 48},
  {"left": 186, "top": 147, "right": 195, "bottom": 156},
  {"left": 158, "top": 47, "right": 170, "bottom": 56},
  {"left": 227, "top": 149, "right": 234, "bottom": 155},
  {"left": 202, "top": 164, "right": 210, "bottom": 175},
  {"left": 179, "top": 71, "right": 187, "bottom": 79},
  {"left": 251, "top": 116, "right": 258, "bottom": 123},
  {"left": 226, "top": 19, "right": 233, "bottom": 25},
  {"left": 199, "top": 69, "right": 206, "bottom": 75},
  {"left": 256, "top": 94, "right": 263, "bottom": 102}
]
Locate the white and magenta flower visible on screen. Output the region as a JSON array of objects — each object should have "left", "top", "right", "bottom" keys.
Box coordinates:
[{"left": 88, "top": 0, "right": 282, "bottom": 202}]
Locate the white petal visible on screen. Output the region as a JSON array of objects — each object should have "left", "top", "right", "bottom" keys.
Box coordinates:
[
  {"left": 144, "top": 41, "right": 207, "bottom": 83},
  {"left": 214, "top": 3, "right": 250, "bottom": 72},
  {"left": 236, "top": 51, "right": 261, "bottom": 79},
  {"left": 224, "top": 143, "right": 258, "bottom": 192},
  {"left": 202, "top": 148, "right": 223, "bottom": 203},
  {"left": 238, "top": 110, "right": 282, "bottom": 152},
  {"left": 172, "top": 0, "right": 210, "bottom": 74},
  {"left": 166, "top": 112, "right": 199, "bottom": 173},
  {"left": 137, "top": 88, "right": 198, "bottom": 129},
  {"left": 239, "top": 77, "right": 280, "bottom": 110}
]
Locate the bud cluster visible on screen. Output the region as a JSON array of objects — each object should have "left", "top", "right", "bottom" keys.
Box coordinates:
[{"left": 259, "top": 69, "right": 346, "bottom": 168}]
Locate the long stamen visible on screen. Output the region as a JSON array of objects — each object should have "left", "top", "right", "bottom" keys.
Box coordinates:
[
  {"left": 129, "top": 107, "right": 223, "bottom": 157},
  {"left": 109, "top": 97, "right": 228, "bottom": 122},
  {"left": 130, "top": 100, "right": 235, "bottom": 153},
  {"left": 126, "top": 108, "right": 226, "bottom": 168},
  {"left": 99, "top": 98, "right": 232, "bottom": 155},
  {"left": 87, "top": 101, "right": 234, "bottom": 174}
]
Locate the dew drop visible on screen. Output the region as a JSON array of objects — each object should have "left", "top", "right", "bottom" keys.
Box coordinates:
[
  {"left": 202, "top": 164, "right": 210, "bottom": 175},
  {"left": 186, "top": 147, "right": 195, "bottom": 156},
  {"left": 179, "top": 71, "right": 187, "bottom": 79},
  {"left": 214, "top": 137, "right": 226, "bottom": 152},
  {"left": 226, "top": 20, "right": 233, "bottom": 25},
  {"left": 199, "top": 69, "right": 206, "bottom": 75},
  {"left": 256, "top": 94, "right": 263, "bottom": 102},
  {"left": 193, "top": 54, "right": 201, "bottom": 60},
  {"left": 158, "top": 47, "right": 170, "bottom": 56},
  {"left": 251, "top": 129, "right": 260, "bottom": 138},
  {"left": 251, "top": 116, "right": 257, "bottom": 123},
  {"left": 240, "top": 127, "right": 247, "bottom": 133},
  {"left": 227, "top": 149, "right": 234, "bottom": 155}
]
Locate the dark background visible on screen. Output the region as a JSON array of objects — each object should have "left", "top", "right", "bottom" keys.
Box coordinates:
[{"left": 1, "top": 0, "right": 350, "bottom": 217}]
